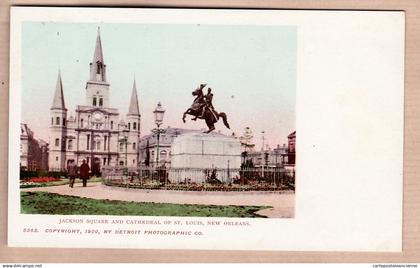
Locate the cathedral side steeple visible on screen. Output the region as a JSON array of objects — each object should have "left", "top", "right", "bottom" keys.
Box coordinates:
[
  {"left": 128, "top": 80, "right": 140, "bottom": 116},
  {"left": 126, "top": 79, "right": 141, "bottom": 168},
  {"left": 51, "top": 71, "right": 67, "bottom": 110},
  {"left": 49, "top": 70, "right": 68, "bottom": 171}
]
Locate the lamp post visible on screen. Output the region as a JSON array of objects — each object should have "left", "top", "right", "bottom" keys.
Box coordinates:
[
  {"left": 118, "top": 133, "right": 130, "bottom": 185},
  {"left": 153, "top": 102, "right": 166, "bottom": 185},
  {"left": 261, "top": 131, "right": 265, "bottom": 178},
  {"left": 227, "top": 160, "right": 230, "bottom": 183},
  {"left": 264, "top": 151, "right": 270, "bottom": 185},
  {"left": 241, "top": 151, "right": 248, "bottom": 168}
]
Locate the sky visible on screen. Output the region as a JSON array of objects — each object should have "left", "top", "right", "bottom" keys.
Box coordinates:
[{"left": 21, "top": 22, "right": 296, "bottom": 149}]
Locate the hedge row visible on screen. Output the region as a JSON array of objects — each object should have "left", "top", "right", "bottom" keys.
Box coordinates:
[{"left": 20, "top": 170, "right": 68, "bottom": 180}]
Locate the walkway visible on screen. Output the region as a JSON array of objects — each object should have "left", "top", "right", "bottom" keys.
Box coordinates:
[{"left": 22, "top": 182, "right": 295, "bottom": 218}]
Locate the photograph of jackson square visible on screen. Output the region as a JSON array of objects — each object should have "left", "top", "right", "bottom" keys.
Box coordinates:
[{"left": 19, "top": 22, "right": 296, "bottom": 218}]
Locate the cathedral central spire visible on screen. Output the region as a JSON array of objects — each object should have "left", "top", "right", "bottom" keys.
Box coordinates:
[
  {"left": 89, "top": 27, "right": 107, "bottom": 82},
  {"left": 93, "top": 27, "right": 104, "bottom": 64},
  {"left": 86, "top": 28, "right": 110, "bottom": 107}
]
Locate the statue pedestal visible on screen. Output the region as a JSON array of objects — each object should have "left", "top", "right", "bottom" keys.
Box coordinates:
[{"left": 168, "top": 132, "right": 241, "bottom": 183}]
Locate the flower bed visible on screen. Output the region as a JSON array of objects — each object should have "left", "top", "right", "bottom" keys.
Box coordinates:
[
  {"left": 103, "top": 180, "right": 292, "bottom": 192},
  {"left": 20, "top": 177, "right": 65, "bottom": 188},
  {"left": 28, "top": 177, "right": 62, "bottom": 183}
]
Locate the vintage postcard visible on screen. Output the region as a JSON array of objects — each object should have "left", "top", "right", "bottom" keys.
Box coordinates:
[{"left": 9, "top": 7, "right": 404, "bottom": 251}]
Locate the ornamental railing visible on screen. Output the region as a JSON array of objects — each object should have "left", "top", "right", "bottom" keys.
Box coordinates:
[{"left": 102, "top": 166, "right": 295, "bottom": 187}]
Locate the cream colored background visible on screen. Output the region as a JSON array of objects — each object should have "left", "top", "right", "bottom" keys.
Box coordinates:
[
  {"left": 7, "top": 7, "right": 404, "bottom": 252},
  {"left": 1, "top": 0, "right": 419, "bottom": 263}
]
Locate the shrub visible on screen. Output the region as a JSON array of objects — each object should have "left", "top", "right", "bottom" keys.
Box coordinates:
[{"left": 20, "top": 170, "right": 68, "bottom": 180}]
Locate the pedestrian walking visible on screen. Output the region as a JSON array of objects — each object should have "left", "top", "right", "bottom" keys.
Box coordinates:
[
  {"left": 67, "top": 160, "right": 77, "bottom": 188},
  {"left": 80, "top": 159, "right": 90, "bottom": 187}
]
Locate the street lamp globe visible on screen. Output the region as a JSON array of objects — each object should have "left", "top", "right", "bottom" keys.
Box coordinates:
[{"left": 153, "top": 102, "right": 165, "bottom": 126}]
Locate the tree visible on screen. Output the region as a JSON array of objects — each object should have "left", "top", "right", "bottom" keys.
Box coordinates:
[{"left": 239, "top": 127, "right": 255, "bottom": 152}]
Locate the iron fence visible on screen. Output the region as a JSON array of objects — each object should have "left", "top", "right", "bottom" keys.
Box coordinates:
[{"left": 101, "top": 166, "right": 295, "bottom": 188}]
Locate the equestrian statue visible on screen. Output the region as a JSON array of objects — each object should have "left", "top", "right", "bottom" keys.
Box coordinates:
[{"left": 182, "top": 83, "right": 230, "bottom": 133}]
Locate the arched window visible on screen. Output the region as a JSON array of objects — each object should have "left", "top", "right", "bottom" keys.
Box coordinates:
[
  {"left": 55, "top": 138, "right": 59, "bottom": 147},
  {"left": 96, "top": 61, "right": 102, "bottom": 74},
  {"left": 133, "top": 122, "right": 137, "bottom": 130},
  {"left": 99, "top": 97, "right": 103, "bottom": 107},
  {"left": 56, "top": 117, "right": 60, "bottom": 125},
  {"left": 128, "top": 123, "right": 131, "bottom": 130},
  {"left": 133, "top": 142, "right": 136, "bottom": 150},
  {"left": 119, "top": 142, "right": 124, "bottom": 152},
  {"left": 81, "top": 119, "right": 84, "bottom": 128},
  {"left": 68, "top": 140, "right": 73, "bottom": 150},
  {"left": 51, "top": 118, "right": 53, "bottom": 125},
  {"left": 63, "top": 118, "right": 66, "bottom": 126},
  {"left": 110, "top": 121, "right": 114, "bottom": 130},
  {"left": 93, "top": 97, "right": 97, "bottom": 106}
]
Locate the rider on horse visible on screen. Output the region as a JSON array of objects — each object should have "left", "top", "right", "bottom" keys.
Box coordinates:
[
  {"left": 192, "top": 84, "right": 216, "bottom": 121},
  {"left": 183, "top": 83, "right": 230, "bottom": 133},
  {"left": 193, "top": 84, "right": 207, "bottom": 105},
  {"left": 201, "top": 88, "right": 217, "bottom": 120}
]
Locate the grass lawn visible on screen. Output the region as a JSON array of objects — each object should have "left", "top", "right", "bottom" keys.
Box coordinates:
[{"left": 21, "top": 192, "right": 270, "bottom": 218}]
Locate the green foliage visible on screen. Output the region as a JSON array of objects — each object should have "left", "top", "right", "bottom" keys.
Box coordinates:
[
  {"left": 20, "top": 170, "right": 68, "bottom": 180},
  {"left": 283, "top": 174, "right": 295, "bottom": 190},
  {"left": 20, "top": 181, "right": 68, "bottom": 188},
  {"left": 20, "top": 192, "right": 269, "bottom": 218},
  {"left": 20, "top": 177, "right": 103, "bottom": 189}
]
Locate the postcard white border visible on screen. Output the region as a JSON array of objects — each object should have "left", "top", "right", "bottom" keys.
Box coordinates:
[{"left": 9, "top": 7, "right": 404, "bottom": 251}]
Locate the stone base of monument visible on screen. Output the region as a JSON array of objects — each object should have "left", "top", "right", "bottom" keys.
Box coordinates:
[{"left": 168, "top": 132, "right": 241, "bottom": 184}]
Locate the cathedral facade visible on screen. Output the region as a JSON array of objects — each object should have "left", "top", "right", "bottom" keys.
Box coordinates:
[{"left": 48, "top": 29, "right": 141, "bottom": 172}]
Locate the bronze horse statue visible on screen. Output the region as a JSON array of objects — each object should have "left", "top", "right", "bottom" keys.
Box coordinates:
[{"left": 182, "top": 87, "right": 230, "bottom": 133}]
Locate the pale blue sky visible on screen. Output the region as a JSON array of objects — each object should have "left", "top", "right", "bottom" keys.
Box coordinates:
[{"left": 22, "top": 22, "right": 296, "bottom": 148}]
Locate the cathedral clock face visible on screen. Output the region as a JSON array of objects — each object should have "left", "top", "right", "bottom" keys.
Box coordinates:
[{"left": 93, "top": 112, "right": 103, "bottom": 122}]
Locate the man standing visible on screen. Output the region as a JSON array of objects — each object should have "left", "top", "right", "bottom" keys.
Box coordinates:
[
  {"left": 80, "top": 159, "right": 90, "bottom": 187},
  {"left": 67, "top": 160, "right": 77, "bottom": 188}
]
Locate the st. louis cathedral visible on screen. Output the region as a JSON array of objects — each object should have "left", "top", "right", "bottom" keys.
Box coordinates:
[{"left": 48, "top": 29, "right": 141, "bottom": 172}]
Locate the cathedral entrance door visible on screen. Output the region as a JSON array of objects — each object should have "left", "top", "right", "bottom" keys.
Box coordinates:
[
  {"left": 92, "top": 157, "right": 101, "bottom": 177},
  {"left": 66, "top": 159, "right": 74, "bottom": 168}
]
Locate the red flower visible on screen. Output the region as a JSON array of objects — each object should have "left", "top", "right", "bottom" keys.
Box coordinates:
[{"left": 28, "top": 177, "right": 61, "bottom": 183}]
